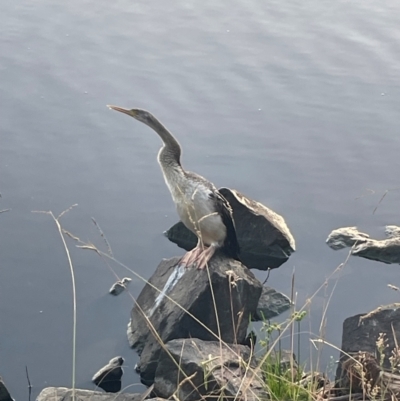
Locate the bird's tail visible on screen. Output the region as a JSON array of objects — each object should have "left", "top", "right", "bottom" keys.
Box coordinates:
[{"left": 223, "top": 226, "right": 241, "bottom": 262}]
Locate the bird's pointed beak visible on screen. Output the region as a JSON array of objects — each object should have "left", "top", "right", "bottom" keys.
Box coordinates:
[{"left": 107, "top": 105, "right": 137, "bottom": 117}]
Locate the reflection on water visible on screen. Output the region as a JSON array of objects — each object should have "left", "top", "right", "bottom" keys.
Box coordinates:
[{"left": 1, "top": 0, "right": 400, "bottom": 399}]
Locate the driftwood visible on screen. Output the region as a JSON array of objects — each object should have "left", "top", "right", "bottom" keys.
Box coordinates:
[{"left": 326, "top": 225, "right": 400, "bottom": 265}]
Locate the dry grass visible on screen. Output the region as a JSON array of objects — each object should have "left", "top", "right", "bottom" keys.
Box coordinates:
[{"left": 36, "top": 201, "right": 399, "bottom": 401}]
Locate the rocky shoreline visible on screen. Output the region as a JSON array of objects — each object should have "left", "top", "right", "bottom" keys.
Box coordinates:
[{"left": 3, "top": 192, "right": 400, "bottom": 401}]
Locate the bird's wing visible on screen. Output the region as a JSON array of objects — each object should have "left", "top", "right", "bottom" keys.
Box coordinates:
[{"left": 209, "top": 190, "right": 240, "bottom": 259}]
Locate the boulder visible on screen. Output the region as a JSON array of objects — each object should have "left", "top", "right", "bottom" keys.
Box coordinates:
[
  {"left": 335, "top": 308, "right": 400, "bottom": 393},
  {"left": 127, "top": 254, "right": 262, "bottom": 385},
  {"left": 36, "top": 387, "right": 141, "bottom": 401},
  {"left": 252, "top": 286, "right": 291, "bottom": 321},
  {"left": 164, "top": 187, "right": 295, "bottom": 271},
  {"left": 92, "top": 356, "right": 124, "bottom": 393},
  {"left": 153, "top": 338, "right": 268, "bottom": 401},
  {"left": 0, "top": 377, "right": 13, "bottom": 401}
]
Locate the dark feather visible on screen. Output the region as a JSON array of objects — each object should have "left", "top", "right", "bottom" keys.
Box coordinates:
[{"left": 209, "top": 191, "right": 241, "bottom": 260}]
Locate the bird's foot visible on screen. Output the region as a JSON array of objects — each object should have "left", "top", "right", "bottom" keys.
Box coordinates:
[
  {"left": 178, "top": 246, "right": 203, "bottom": 268},
  {"left": 194, "top": 244, "right": 217, "bottom": 270}
]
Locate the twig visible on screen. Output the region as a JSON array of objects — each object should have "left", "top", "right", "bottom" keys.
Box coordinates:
[
  {"left": 262, "top": 268, "right": 271, "bottom": 285},
  {"left": 138, "top": 383, "right": 154, "bottom": 401},
  {"left": 359, "top": 303, "right": 400, "bottom": 325},
  {"left": 77, "top": 244, "right": 98, "bottom": 251},
  {"left": 33, "top": 207, "right": 77, "bottom": 401},
  {"left": 171, "top": 373, "right": 199, "bottom": 400},
  {"left": 91, "top": 218, "right": 113, "bottom": 257},
  {"left": 373, "top": 187, "right": 400, "bottom": 214},
  {"left": 327, "top": 393, "right": 365, "bottom": 401},
  {"left": 62, "top": 230, "right": 80, "bottom": 242},
  {"left": 26, "top": 365, "right": 32, "bottom": 401},
  {"left": 290, "top": 268, "right": 295, "bottom": 383},
  {"left": 355, "top": 188, "right": 375, "bottom": 200},
  {"left": 57, "top": 204, "right": 78, "bottom": 220}
]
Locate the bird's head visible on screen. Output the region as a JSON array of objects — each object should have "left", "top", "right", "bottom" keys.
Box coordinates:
[
  {"left": 107, "top": 105, "right": 155, "bottom": 126},
  {"left": 107, "top": 104, "right": 182, "bottom": 163}
]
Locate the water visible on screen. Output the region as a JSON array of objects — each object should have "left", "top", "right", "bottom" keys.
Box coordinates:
[{"left": 1, "top": 0, "right": 400, "bottom": 398}]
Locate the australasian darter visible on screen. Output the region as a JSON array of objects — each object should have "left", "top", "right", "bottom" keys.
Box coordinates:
[{"left": 108, "top": 106, "right": 240, "bottom": 270}]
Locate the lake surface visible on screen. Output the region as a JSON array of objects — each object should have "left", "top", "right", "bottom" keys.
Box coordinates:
[{"left": 1, "top": 0, "right": 400, "bottom": 398}]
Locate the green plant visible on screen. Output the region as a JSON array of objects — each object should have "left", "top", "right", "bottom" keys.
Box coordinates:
[
  {"left": 259, "top": 314, "right": 314, "bottom": 401},
  {"left": 262, "top": 352, "right": 309, "bottom": 401}
]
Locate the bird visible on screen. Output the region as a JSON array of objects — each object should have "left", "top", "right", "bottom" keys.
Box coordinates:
[{"left": 107, "top": 106, "right": 240, "bottom": 270}]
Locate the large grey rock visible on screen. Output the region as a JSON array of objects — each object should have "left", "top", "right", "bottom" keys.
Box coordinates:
[
  {"left": 154, "top": 338, "right": 267, "bottom": 401},
  {"left": 327, "top": 225, "right": 400, "bottom": 265},
  {"left": 252, "top": 286, "right": 292, "bottom": 321},
  {"left": 36, "top": 387, "right": 141, "bottom": 401},
  {"left": 335, "top": 308, "right": 400, "bottom": 393},
  {"left": 0, "top": 377, "right": 13, "bottom": 401},
  {"left": 128, "top": 254, "right": 262, "bottom": 385},
  {"left": 92, "top": 356, "right": 124, "bottom": 393},
  {"left": 164, "top": 187, "right": 295, "bottom": 270}
]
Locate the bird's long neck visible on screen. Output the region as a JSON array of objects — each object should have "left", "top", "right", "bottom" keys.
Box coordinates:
[
  {"left": 146, "top": 117, "right": 189, "bottom": 198},
  {"left": 149, "top": 118, "right": 182, "bottom": 169}
]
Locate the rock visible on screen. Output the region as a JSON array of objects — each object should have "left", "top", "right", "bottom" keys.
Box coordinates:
[
  {"left": 163, "top": 223, "right": 197, "bottom": 253},
  {"left": 37, "top": 387, "right": 141, "bottom": 401},
  {"left": 92, "top": 356, "right": 124, "bottom": 393},
  {"left": 164, "top": 187, "right": 295, "bottom": 271},
  {"left": 326, "top": 226, "right": 370, "bottom": 250},
  {"left": 127, "top": 254, "right": 262, "bottom": 385},
  {"left": 348, "top": 352, "right": 400, "bottom": 398},
  {"left": 335, "top": 308, "right": 400, "bottom": 393},
  {"left": 336, "top": 351, "right": 384, "bottom": 396},
  {"left": 0, "top": 377, "right": 13, "bottom": 401},
  {"left": 252, "top": 286, "right": 291, "bottom": 321},
  {"left": 153, "top": 338, "right": 268, "bottom": 401},
  {"left": 109, "top": 277, "right": 132, "bottom": 295}
]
